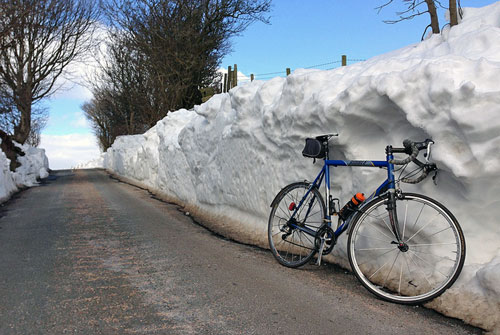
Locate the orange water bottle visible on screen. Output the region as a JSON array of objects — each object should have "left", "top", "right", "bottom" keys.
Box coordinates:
[{"left": 339, "top": 193, "right": 365, "bottom": 221}]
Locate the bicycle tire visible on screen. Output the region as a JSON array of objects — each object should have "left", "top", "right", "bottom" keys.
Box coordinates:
[
  {"left": 347, "top": 193, "right": 465, "bottom": 304},
  {"left": 268, "top": 182, "right": 325, "bottom": 268}
]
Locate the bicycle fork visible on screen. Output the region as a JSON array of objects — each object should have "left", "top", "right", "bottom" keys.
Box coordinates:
[
  {"left": 385, "top": 147, "right": 407, "bottom": 249},
  {"left": 386, "top": 190, "right": 409, "bottom": 251}
]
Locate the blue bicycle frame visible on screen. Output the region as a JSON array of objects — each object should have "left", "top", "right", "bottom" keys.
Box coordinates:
[{"left": 288, "top": 149, "right": 397, "bottom": 240}]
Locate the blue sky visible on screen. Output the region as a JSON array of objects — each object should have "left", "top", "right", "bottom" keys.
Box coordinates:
[{"left": 41, "top": 0, "right": 499, "bottom": 169}]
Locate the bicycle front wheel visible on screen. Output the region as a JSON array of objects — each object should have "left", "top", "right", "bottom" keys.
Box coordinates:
[
  {"left": 268, "top": 182, "right": 325, "bottom": 268},
  {"left": 348, "top": 193, "right": 465, "bottom": 304}
]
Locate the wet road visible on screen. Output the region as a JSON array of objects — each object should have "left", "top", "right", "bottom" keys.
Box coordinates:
[{"left": 0, "top": 169, "right": 482, "bottom": 334}]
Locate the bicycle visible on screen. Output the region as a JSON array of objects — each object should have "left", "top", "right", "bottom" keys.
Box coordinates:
[{"left": 268, "top": 134, "right": 465, "bottom": 304}]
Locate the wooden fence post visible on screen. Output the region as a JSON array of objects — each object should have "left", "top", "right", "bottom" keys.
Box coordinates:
[
  {"left": 223, "top": 73, "right": 228, "bottom": 92},
  {"left": 342, "top": 55, "right": 347, "bottom": 66},
  {"left": 227, "top": 66, "right": 232, "bottom": 90},
  {"left": 233, "top": 64, "right": 238, "bottom": 87},
  {"left": 286, "top": 68, "right": 291, "bottom": 76},
  {"left": 250, "top": 74, "right": 254, "bottom": 82}
]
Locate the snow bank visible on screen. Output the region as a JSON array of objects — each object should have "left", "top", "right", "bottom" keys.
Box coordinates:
[
  {"left": 73, "top": 153, "right": 105, "bottom": 169},
  {"left": 0, "top": 140, "right": 50, "bottom": 202},
  {"left": 102, "top": 3, "right": 500, "bottom": 332},
  {"left": 0, "top": 140, "right": 17, "bottom": 202}
]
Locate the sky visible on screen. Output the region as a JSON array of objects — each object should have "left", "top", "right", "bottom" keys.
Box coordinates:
[{"left": 40, "top": 0, "right": 499, "bottom": 170}]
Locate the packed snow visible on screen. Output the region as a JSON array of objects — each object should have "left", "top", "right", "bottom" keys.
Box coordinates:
[
  {"left": 93, "top": 3, "right": 500, "bottom": 332},
  {"left": 0, "top": 140, "right": 50, "bottom": 202},
  {"left": 73, "top": 153, "right": 105, "bottom": 169}
]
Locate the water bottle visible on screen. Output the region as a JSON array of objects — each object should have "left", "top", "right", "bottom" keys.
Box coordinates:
[{"left": 339, "top": 193, "right": 365, "bottom": 221}]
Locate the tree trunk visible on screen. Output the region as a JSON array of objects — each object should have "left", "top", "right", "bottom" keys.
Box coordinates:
[
  {"left": 0, "top": 130, "right": 24, "bottom": 171},
  {"left": 425, "top": 0, "right": 440, "bottom": 34},
  {"left": 449, "top": 0, "right": 458, "bottom": 26},
  {"left": 13, "top": 92, "right": 32, "bottom": 144}
]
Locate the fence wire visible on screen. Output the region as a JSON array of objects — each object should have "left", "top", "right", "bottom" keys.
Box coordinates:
[
  {"left": 220, "top": 57, "right": 367, "bottom": 93},
  {"left": 235, "top": 57, "right": 366, "bottom": 82}
]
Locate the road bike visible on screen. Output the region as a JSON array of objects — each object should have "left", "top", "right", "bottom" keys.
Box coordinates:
[{"left": 268, "top": 135, "right": 465, "bottom": 304}]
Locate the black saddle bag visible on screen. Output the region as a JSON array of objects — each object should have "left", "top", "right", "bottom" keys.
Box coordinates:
[{"left": 302, "top": 138, "right": 325, "bottom": 159}]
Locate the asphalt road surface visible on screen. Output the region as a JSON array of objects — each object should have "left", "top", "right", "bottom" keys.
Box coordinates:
[{"left": 0, "top": 169, "right": 482, "bottom": 334}]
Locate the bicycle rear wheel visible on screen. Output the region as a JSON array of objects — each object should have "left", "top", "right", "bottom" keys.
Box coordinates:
[
  {"left": 268, "top": 182, "right": 325, "bottom": 268},
  {"left": 348, "top": 193, "right": 465, "bottom": 304}
]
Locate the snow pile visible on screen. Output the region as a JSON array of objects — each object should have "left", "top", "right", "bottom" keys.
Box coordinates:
[
  {"left": 73, "top": 153, "right": 105, "bottom": 169},
  {"left": 0, "top": 140, "right": 17, "bottom": 202},
  {"left": 0, "top": 140, "right": 50, "bottom": 202},
  {"left": 102, "top": 3, "right": 500, "bottom": 332}
]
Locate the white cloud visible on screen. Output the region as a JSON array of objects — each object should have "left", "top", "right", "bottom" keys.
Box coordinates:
[
  {"left": 70, "top": 111, "right": 90, "bottom": 128},
  {"left": 50, "top": 24, "right": 110, "bottom": 101},
  {"left": 218, "top": 68, "right": 251, "bottom": 85},
  {"left": 51, "top": 80, "right": 93, "bottom": 101},
  {"left": 40, "top": 133, "right": 101, "bottom": 170}
]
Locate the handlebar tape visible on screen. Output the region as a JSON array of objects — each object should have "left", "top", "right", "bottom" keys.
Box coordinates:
[
  {"left": 389, "top": 140, "right": 419, "bottom": 165},
  {"left": 389, "top": 139, "right": 436, "bottom": 184}
]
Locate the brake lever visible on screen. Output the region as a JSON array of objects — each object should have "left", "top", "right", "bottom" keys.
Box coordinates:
[{"left": 424, "top": 140, "right": 434, "bottom": 163}]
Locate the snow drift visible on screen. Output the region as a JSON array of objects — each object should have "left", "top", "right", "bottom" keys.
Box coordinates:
[
  {"left": 0, "top": 141, "right": 50, "bottom": 202},
  {"left": 102, "top": 3, "right": 500, "bottom": 332}
]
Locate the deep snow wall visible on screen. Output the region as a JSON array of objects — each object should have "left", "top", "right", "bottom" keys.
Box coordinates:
[
  {"left": 103, "top": 3, "right": 500, "bottom": 332},
  {"left": 0, "top": 141, "right": 50, "bottom": 202}
]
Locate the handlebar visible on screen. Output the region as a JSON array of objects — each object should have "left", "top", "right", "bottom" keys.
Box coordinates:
[{"left": 389, "top": 139, "right": 437, "bottom": 184}]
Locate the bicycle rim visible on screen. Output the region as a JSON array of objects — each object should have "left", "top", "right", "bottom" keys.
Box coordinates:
[
  {"left": 348, "top": 193, "right": 465, "bottom": 304},
  {"left": 268, "top": 182, "right": 325, "bottom": 268}
]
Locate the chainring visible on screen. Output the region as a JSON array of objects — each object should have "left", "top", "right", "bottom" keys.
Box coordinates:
[{"left": 315, "top": 225, "right": 336, "bottom": 255}]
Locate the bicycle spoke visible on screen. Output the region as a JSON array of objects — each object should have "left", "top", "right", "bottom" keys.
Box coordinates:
[
  {"left": 365, "top": 219, "right": 396, "bottom": 241},
  {"left": 356, "top": 233, "right": 393, "bottom": 243},
  {"left": 382, "top": 252, "right": 400, "bottom": 288},
  {"left": 297, "top": 229, "right": 314, "bottom": 248},
  {"left": 357, "top": 247, "right": 398, "bottom": 267},
  {"left": 425, "top": 226, "right": 452, "bottom": 238},
  {"left": 296, "top": 193, "right": 311, "bottom": 218},
  {"left": 367, "top": 258, "right": 391, "bottom": 280},
  {"left": 410, "top": 202, "right": 426, "bottom": 232},
  {"left": 402, "top": 201, "right": 408, "bottom": 241},
  {"left": 407, "top": 249, "right": 450, "bottom": 279},
  {"left": 301, "top": 208, "right": 321, "bottom": 221},
  {"left": 277, "top": 205, "right": 291, "bottom": 220},
  {"left": 272, "top": 229, "right": 287, "bottom": 239},
  {"left": 356, "top": 246, "right": 398, "bottom": 251},
  {"left": 398, "top": 262, "right": 404, "bottom": 295},
  {"left": 406, "top": 251, "right": 433, "bottom": 287},
  {"left": 410, "top": 249, "right": 456, "bottom": 262},
  {"left": 273, "top": 215, "right": 289, "bottom": 223},
  {"left": 406, "top": 212, "right": 440, "bottom": 243},
  {"left": 409, "top": 242, "right": 458, "bottom": 247}
]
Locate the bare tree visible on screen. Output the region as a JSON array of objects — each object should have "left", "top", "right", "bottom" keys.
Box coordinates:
[
  {"left": 377, "top": 1, "right": 464, "bottom": 39},
  {"left": 377, "top": 0, "right": 450, "bottom": 35},
  {"left": 24, "top": 107, "right": 48, "bottom": 147},
  {"left": 103, "top": 0, "right": 271, "bottom": 111},
  {"left": 449, "top": 0, "right": 459, "bottom": 26},
  {"left": 0, "top": 0, "right": 99, "bottom": 144},
  {"left": 0, "top": 95, "right": 48, "bottom": 148},
  {"left": 82, "top": 91, "right": 117, "bottom": 151},
  {"left": 85, "top": 0, "right": 270, "bottom": 149}
]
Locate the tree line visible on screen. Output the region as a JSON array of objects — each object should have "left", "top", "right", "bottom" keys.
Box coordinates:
[
  {"left": 83, "top": 0, "right": 271, "bottom": 151},
  {"left": 0, "top": 0, "right": 98, "bottom": 147},
  {"left": 0, "top": 0, "right": 463, "bottom": 168}
]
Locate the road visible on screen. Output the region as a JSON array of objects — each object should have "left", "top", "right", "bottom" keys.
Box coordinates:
[{"left": 0, "top": 169, "right": 482, "bottom": 334}]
